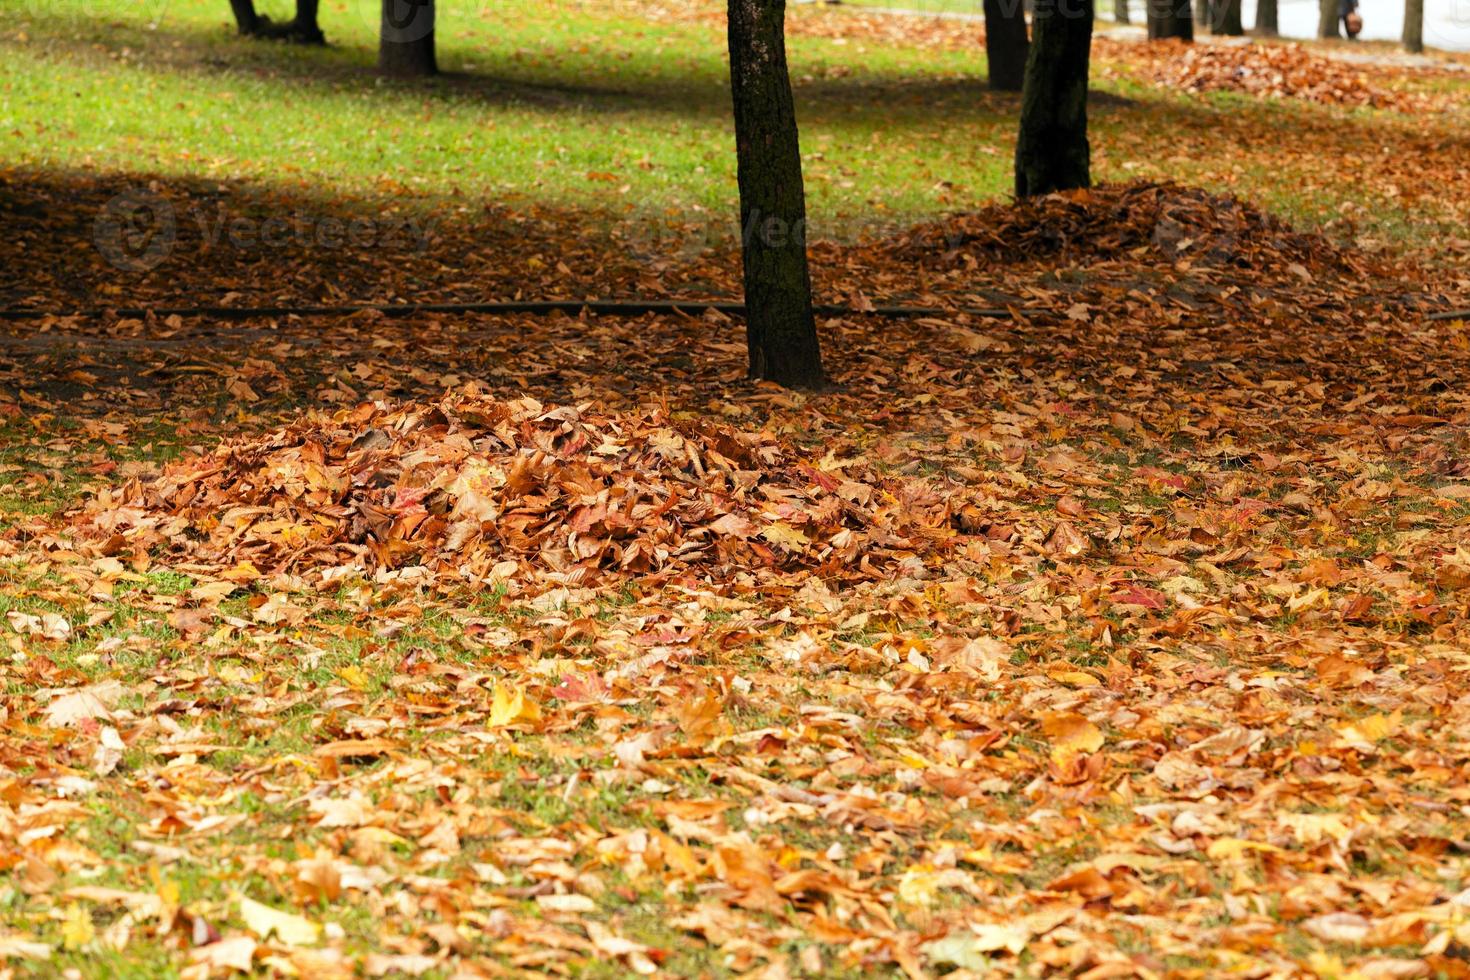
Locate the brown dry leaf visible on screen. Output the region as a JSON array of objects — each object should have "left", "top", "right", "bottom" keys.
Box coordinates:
[
  {"left": 1042, "top": 711, "right": 1105, "bottom": 761},
  {"left": 43, "top": 681, "right": 123, "bottom": 728},
  {"left": 188, "top": 935, "right": 258, "bottom": 974}
]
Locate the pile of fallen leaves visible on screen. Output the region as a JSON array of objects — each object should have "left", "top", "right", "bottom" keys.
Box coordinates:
[
  {"left": 877, "top": 181, "right": 1359, "bottom": 272},
  {"left": 68, "top": 388, "right": 958, "bottom": 592},
  {"left": 1111, "top": 40, "right": 1436, "bottom": 111}
]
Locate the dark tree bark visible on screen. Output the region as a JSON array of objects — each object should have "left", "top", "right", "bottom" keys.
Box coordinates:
[
  {"left": 229, "top": 0, "right": 261, "bottom": 35},
  {"left": 984, "top": 0, "right": 1030, "bottom": 91},
  {"left": 290, "top": 0, "right": 324, "bottom": 44},
  {"left": 228, "top": 0, "right": 324, "bottom": 43},
  {"left": 1318, "top": 0, "right": 1341, "bottom": 37},
  {"left": 1014, "top": 0, "right": 1092, "bottom": 198},
  {"left": 1114, "top": 0, "right": 1130, "bottom": 24},
  {"left": 380, "top": 0, "right": 437, "bottom": 77},
  {"left": 1254, "top": 0, "right": 1279, "bottom": 35},
  {"left": 727, "top": 0, "right": 824, "bottom": 388},
  {"left": 1211, "top": 0, "right": 1243, "bottom": 33},
  {"left": 1403, "top": 0, "right": 1424, "bottom": 51},
  {"left": 1147, "top": 0, "right": 1193, "bottom": 39}
]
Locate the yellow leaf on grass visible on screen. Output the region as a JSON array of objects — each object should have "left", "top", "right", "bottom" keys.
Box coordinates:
[
  {"left": 60, "top": 903, "right": 95, "bottom": 951},
  {"left": 1042, "top": 711, "right": 1104, "bottom": 761},
  {"left": 897, "top": 866, "right": 941, "bottom": 907},
  {"left": 337, "top": 665, "right": 370, "bottom": 691},
  {"left": 1287, "top": 586, "right": 1330, "bottom": 613},
  {"left": 237, "top": 895, "right": 321, "bottom": 947},
  {"left": 1045, "top": 665, "right": 1100, "bottom": 687},
  {"left": 898, "top": 866, "right": 970, "bottom": 908},
  {"left": 1206, "top": 838, "right": 1284, "bottom": 861},
  {"left": 1334, "top": 711, "right": 1401, "bottom": 752},
  {"left": 219, "top": 560, "right": 263, "bottom": 584},
  {"left": 489, "top": 683, "right": 542, "bottom": 729}
]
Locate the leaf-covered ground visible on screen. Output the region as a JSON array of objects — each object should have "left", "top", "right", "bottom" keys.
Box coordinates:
[
  {"left": 5, "top": 3, "right": 1470, "bottom": 978},
  {"left": 3, "top": 174, "right": 1470, "bottom": 977}
]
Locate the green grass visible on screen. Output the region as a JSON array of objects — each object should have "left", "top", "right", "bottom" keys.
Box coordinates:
[
  {"left": 1, "top": 0, "right": 1019, "bottom": 228},
  {"left": 6, "top": 0, "right": 1463, "bottom": 245}
]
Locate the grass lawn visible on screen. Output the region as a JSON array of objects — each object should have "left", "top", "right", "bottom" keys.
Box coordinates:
[{"left": 3, "top": 0, "right": 1467, "bottom": 246}]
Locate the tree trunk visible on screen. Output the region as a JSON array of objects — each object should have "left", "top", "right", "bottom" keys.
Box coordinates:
[
  {"left": 1014, "top": 0, "right": 1092, "bottom": 198},
  {"left": 1254, "top": 0, "right": 1278, "bottom": 35},
  {"left": 984, "top": 0, "right": 1030, "bottom": 91},
  {"left": 1403, "top": 0, "right": 1424, "bottom": 51},
  {"left": 380, "top": 0, "right": 437, "bottom": 77},
  {"left": 229, "top": 0, "right": 260, "bottom": 35},
  {"left": 1147, "top": 0, "right": 1193, "bottom": 39},
  {"left": 727, "top": 0, "right": 824, "bottom": 388},
  {"left": 1194, "top": 0, "right": 1211, "bottom": 32},
  {"left": 1318, "top": 0, "right": 1341, "bottom": 37},
  {"left": 1211, "top": 0, "right": 1243, "bottom": 33},
  {"left": 229, "top": 0, "right": 324, "bottom": 43},
  {"left": 290, "top": 0, "right": 325, "bottom": 43},
  {"left": 1114, "top": 0, "right": 1130, "bottom": 24}
]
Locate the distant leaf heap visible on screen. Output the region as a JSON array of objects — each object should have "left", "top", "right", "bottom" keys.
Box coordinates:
[
  {"left": 70, "top": 390, "right": 957, "bottom": 591},
  {"left": 884, "top": 181, "right": 1357, "bottom": 273},
  {"left": 1114, "top": 40, "right": 1438, "bottom": 111}
]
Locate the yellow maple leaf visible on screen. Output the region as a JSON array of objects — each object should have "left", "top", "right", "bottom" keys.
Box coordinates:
[
  {"left": 337, "top": 665, "right": 370, "bottom": 691},
  {"left": 489, "top": 682, "right": 542, "bottom": 729},
  {"left": 760, "top": 521, "right": 810, "bottom": 550},
  {"left": 60, "top": 903, "right": 95, "bottom": 951}
]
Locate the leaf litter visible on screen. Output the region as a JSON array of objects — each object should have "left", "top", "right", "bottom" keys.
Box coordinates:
[
  {"left": 1096, "top": 37, "right": 1464, "bottom": 112},
  {"left": 69, "top": 389, "right": 957, "bottom": 593},
  {"left": 0, "top": 169, "right": 1469, "bottom": 978}
]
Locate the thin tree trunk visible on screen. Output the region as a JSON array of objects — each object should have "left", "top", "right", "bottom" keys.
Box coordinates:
[
  {"left": 1147, "top": 0, "right": 1193, "bottom": 39},
  {"left": 229, "top": 0, "right": 260, "bottom": 35},
  {"left": 1114, "top": 0, "right": 1130, "bottom": 24},
  {"left": 380, "top": 0, "right": 437, "bottom": 77},
  {"left": 727, "top": 0, "right": 824, "bottom": 388},
  {"left": 1403, "top": 0, "right": 1424, "bottom": 51},
  {"left": 1211, "top": 0, "right": 1243, "bottom": 33},
  {"left": 984, "top": 0, "right": 1030, "bottom": 91},
  {"left": 1254, "top": 0, "right": 1278, "bottom": 35},
  {"left": 1318, "top": 0, "right": 1341, "bottom": 37},
  {"left": 1015, "top": 0, "right": 1092, "bottom": 198}
]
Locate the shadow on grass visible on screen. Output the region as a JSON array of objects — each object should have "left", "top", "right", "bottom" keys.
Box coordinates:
[{"left": 4, "top": 17, "right": 1026, "bottom": 127}]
